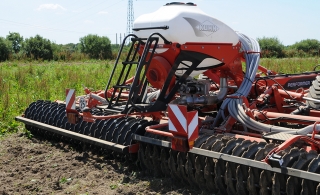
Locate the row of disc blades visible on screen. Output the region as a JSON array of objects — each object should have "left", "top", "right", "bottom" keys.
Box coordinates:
[
  {"left": 138, "top": 133, "right": 320, "bottom": 195},
  {"left": 22, "top": 100, "right": 320, "bottom": 195},
  {"left": 23, "top": 100, "right": 154, "bottom": 158}
]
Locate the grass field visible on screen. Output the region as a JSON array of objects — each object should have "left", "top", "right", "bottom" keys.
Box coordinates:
[
  {"left": 0, "top": 60, "right": 115, "bottom": 135},
  {"left": 260, "top": 57, "right": 320, "bottom": 73},
  {"left": 0, "top": 57, "right": 319, "bottom": 136}
]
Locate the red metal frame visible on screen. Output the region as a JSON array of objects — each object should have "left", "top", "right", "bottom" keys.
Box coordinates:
[
  {"left": 264, "top": 129, "right": 320, "bottom": 165},
  {"left": 62, "top": 37, "right": 320, "bottom": 158},
  {"left": 146, "top": 123, "right": 174, "bottom": 138}
]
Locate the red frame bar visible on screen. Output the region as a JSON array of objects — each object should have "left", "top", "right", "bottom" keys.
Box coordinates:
[{"left": 145, "top": 123, "right": 173, "bottom": 137}]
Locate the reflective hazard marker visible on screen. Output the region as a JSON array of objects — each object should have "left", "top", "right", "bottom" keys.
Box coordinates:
[
  {"left": 168, "top": 104, "right": 198, "bottom": 150},
  {"left": 66, "top": 89, "right": 76, "bottom": 111}
]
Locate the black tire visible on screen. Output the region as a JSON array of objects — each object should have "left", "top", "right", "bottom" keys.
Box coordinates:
[{"left": 306, "top": 75, "right": 320, "bottom": 109}]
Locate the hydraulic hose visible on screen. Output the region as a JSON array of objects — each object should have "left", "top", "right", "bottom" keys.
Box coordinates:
[
  {"left": 213, "top": 32, "right": 260, "bottom": 126},
  {"left": 213, "top": 32, "right": 316, "bottom": 135}
]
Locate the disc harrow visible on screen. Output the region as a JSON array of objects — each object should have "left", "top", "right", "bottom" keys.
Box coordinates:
[
  {"left": 136, "top": 132, "right": 320, "bottom": 195},
  {"left": 15, "top": 3, "right": 320, "bottom": 195},
  {"left": 20, "top": 100, "right": 155, "bottom": 156}
]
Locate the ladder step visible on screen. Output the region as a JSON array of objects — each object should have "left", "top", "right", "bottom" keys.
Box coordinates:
[
  {"left": 131, "top": 38, "right": 147, "bottom": 42},
  {"left": 122, "top": 61, "right": 139, "bottom": 65},
  {"left": 113, "top": 85, "right": 131, "bottom": 89}
]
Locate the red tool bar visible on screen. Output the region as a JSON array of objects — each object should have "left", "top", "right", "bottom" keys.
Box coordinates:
[
  {"left": 145, "top": 123, "right": 174, "bottom": 137},
  {"left": 255, "top": 110, "right": 320, "bottom": 122}
]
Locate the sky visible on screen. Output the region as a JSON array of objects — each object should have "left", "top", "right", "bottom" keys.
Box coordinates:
[{"left": 0, "top": 0, "right": 319, "bottom": 46}]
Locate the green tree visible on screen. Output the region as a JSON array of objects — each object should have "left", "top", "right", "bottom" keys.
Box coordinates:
[
  {"left": 23, "top": 35, "right": 53, "bottom": 60},
  {"left": 6, "top": 32, "right": 23, "bottom": 53},
  {"left": 63, "top": 43, "right": 79, "bottom": 53},
  {"left": 290, "top": 39, "right": 320, "bottom": 56},
  {"left": 257, "top": 37, "right": 285, "bottom": 58},
  {"left": 79, "top": 34, "right": 112, "bottom": 59},
  {"left": 0, "top": 37, "right": 11, "bottom": 61}
]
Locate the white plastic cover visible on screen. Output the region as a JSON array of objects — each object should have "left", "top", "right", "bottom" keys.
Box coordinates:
[{"left": 133, "top": 3, "right": 239, "bottom": 45}]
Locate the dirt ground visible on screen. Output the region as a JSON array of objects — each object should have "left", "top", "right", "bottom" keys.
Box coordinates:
[{"left": 0, "top": 132, "right": 205, "bottom": 195}]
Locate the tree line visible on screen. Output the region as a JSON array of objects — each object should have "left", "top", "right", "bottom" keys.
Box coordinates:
[
  {"left": 0, "top": 32, "right": 319, "bottom": 62},
  {"left": 0, "top": 32, "right": 115, "bottom": 62},
  {"left": 257, "top": 37, "right": 320, "bottom": 58}
]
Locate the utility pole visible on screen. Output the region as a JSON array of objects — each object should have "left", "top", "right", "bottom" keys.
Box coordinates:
[{"left": 126, "top": 0, "right": 134, "bottom": 44}]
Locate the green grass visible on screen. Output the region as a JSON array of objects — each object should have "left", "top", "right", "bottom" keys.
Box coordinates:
[
  {"left": 0, "top": 60, "right": 127, "bottom": 136},
  {"left": 260, "top": 57, "right": 320, "bottom": 73},
  {"left": 0, "top": 58, "right": 319, "bottom": 136}
]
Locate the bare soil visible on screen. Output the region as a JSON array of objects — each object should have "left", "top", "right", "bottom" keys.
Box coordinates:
[{"left": 0, "top": 132, "right": 204, "bottom": 195}]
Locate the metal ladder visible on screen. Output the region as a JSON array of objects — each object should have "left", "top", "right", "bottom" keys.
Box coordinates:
[{"left": 104, "top": 34, "right": 162, "bottom": 113}]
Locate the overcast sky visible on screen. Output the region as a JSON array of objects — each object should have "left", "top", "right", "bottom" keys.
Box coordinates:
[{"left": 0, "top": 0, "right": 319, "bottom": 46}]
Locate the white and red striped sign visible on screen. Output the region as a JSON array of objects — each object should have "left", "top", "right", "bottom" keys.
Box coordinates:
[
  {"left": 168, "top": 104, "right": 198, "bottom": 145},
  {"left": 168, "top": 104, "right": 188, "bottom": 136},
  {"left": 66, "top": 89, "right": 76, "bottom": 111},
  {"left": 187, "top": 110, "right": 198, "bottom": 142}
]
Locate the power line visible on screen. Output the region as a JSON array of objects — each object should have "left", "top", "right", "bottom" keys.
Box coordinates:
[
  {"left": 0, "top": 19, "right": 90, "bottom": 34},
  {"left": 59, "top": 0, "right": 109, "bottom": 24},
  {"left": 65, "top": 0, "right": 125, "bottom": 27}
]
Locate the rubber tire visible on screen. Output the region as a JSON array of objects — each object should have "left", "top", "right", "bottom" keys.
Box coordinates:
[{"left": 306, "top": 75, "right": 320, "bottom": 109}]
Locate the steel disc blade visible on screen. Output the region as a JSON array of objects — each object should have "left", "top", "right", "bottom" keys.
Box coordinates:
[
  {"left": 94, "top": 120, "right": 106, "bottom": 138},
  {"left": 194, "top": 136, "right": 214, "bottom": 190},
  {"left": 151, "top": 145, "right": 163, "bottom": 177},
  {"left": 107, "top": 118, "right": 124, "bottom": 141},
  {"left": 125, "top": 120, "right": 150, "bottom": 146},
  {"left": 214, "top": 136, "right": 236, "bottom": 195},
  {"left": 169, "top": 150, "right": 181, "bottom": 181},
  {"left": 176, "top": 152, "right": 192, "bottom": 185},
  {"left": 118, "top": 119, "right": 136, "bottom": 145},
  {"left": 272, "top": 147, "right": 301, "bottom": 195},
  {"left": 100, "top": 119, "right": 113, "bottom": 140},
  {"left": 138, "top": 142, "right": 147, "bottom": 170},
  {"left": 286, "top": 150, "right": 317, "bottom": 195},
  {"left": 236, "top": 142, "right": 266, "bottom": 195},
  {"left": 301, "top": 155, "right": 320, "bottom": 195},
  {"left": 144, "top": 141, "right": 154, "bottom": 173},
  {"left": 225, "top": 138, "right": 249, "bottom": 195},
  {"left": 89, "top": 120, "right": 100, "bottom": 137},
  {"left": 123, "top": 121, "right": 142, "bottom": 146},
  {"left": 247, "top": 143, "right": 276, "bottom": 195},
  {"left": 113, "top": 118, "right": 134, "bottom": 143},
  {"left": 160, "top": 148, "right": 171, "bottom": 177}
]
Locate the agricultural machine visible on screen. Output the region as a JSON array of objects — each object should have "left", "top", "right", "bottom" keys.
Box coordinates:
[{"left": 16, "top": 2, "right": 320, "bottom": 195}]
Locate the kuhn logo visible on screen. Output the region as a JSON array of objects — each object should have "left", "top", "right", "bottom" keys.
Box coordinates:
[{"left": 184, "top": 17, "right": 219, "bottom": 37}]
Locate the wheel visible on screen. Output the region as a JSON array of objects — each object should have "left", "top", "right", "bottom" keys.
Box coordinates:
[{"left": 306, "top": 75, "right": 320, "bottom": 109}]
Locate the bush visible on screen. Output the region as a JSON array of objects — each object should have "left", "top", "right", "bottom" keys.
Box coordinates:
[
  {"left": 0, "top": 37, "right": 11, "bottom": 61},
  {"left": 257, "top": 37, "right": 285, "bottom": 58},
  {"left": 6, "top": 32, "right": 23, "bottom": 53},
  {"left": 290, "top": 39, "right": 320, "bottom": 56},
  {"left": 23, "top": 35, "right": 53, "bottom": 60},
  {"left": 79, "top": 34, "right": 112, "bottom": 60}
]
